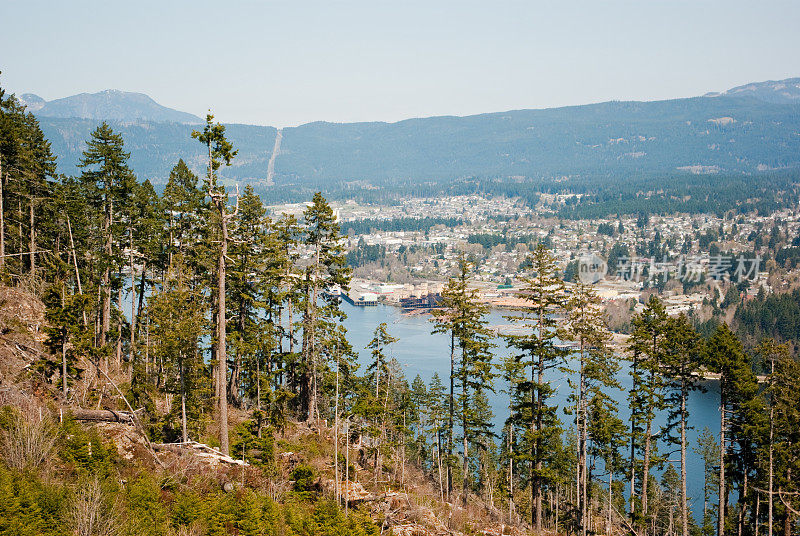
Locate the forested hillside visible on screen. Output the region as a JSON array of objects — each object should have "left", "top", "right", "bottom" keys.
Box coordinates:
[{"left": 2, "top": 81, "right": 800, "bottom": 536}]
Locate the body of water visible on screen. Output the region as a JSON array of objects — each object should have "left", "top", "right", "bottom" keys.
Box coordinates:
[{"left": 339, "top": 302, "right": 720, "bottom": 518}]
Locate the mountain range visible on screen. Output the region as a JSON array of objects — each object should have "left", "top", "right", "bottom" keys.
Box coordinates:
[{"left": 18, "top": 79, "right": 800, "bottom": 197}]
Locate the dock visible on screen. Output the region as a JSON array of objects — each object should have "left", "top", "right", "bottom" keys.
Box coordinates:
[{"left": 342, "top": 292, "right": 378, "bottom": 306}]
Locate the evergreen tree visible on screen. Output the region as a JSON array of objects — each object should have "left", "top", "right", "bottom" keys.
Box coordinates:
[
  {"left": 149, "top": 258, "right": 206, "bottom": 442},
  {"left": 706, "top": 323, "right": 755, "bottom": 536},
  {"left": 767, "top": 342, "right": 800, "bottom": 535},
  {"left": 566, "top": 280, "right": 620, "bottom": 535},
  {"left": 299, "top": 193, "right": 350, "bottom": 421},
  {"left": 77, "top": 122, "right": 136, "bottom": 362},
  {"left": 628, "top": 295, "right": 668, "bottom": 526},
  {"left": 192, "top": 112, "right": 237, "bottom": 455},
  {"left": 366, "top": 322, "right": 398, "bottom": 401},
  {"left": 503, "top": 244, "right": 568, "bottom": 529},
  {"left": 43, "top": 289, "right": 92, "bottom": 398},
  {"left": 695, "top": 427, "right": 719, "bottom": 536},
  {"left": 431, "top": 257, "right": 496, "bottom": 503},
  {"left": 228, "top": 185, "right": 268, "bottom": 408},
  {"left": 662, "top": 314, "right": 704, "bottom": 536},
  {"left": 426, "top": 372, "right": 448, "bottom": 501}
]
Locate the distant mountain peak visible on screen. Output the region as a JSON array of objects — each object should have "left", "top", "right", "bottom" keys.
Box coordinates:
[
  {"left": 18, "top": 93, "right": 46, "bottom": 111},
  {"left": 707, "top": 77, "right": 800, "bottom": 104},
  {"left": 25, "top": 89, "right": 202, "bottom": 124}
]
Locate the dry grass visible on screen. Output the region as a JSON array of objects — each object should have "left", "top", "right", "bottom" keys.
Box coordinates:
[
  {"left": 67, "top": 477, "right": 121, "bottom": 536},
  {"left": 0, "top": 388, "right": 57, "bottom": 472},
  {"left": 1, "top": 411, "right": 58, "bottom": 471}
]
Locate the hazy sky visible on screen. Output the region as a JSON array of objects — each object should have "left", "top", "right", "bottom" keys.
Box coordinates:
[{"left": 2, "top": 0, "right": 799, "bottom": 127}]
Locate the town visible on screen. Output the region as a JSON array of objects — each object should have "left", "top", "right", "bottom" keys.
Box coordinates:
[{"left": 268, "top": 195, "right": 796, "bottom": 333}]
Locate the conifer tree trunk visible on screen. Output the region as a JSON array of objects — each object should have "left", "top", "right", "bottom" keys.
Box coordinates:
[
  {"left": 18, "top": 200, "right": 22, "bottom": 264},
  {"left": 29, "top": 199, "right": 35, "bottom": 272},
  {"left": 61, "top": 283, "right": 68, "bottom": 397},
  {"left": 287, "top": 295, "right": 293, "bottom": 355},
  {"left": 0, "top": 162, "right": 4, "bottom": 270},
  {"left": 116, "top": 286, "right": 123, "bottom": 370},
  {"left": 582, "top": 385, "right": 588, "bottom": 536},
  {"left": 681, "top": 386, "right": 689, "bottom": 536},
  {"left": 768, "top": 359, "right": 774, "bottom": 536},
  {"left": 129, "top": 226, "right": 136, "bottom": 366},
  {"left": 783, "top": 469, "right": 791, "bottom": 536},
  {"left": 719, "top": 391, "right": 726, "bottom": 536},
  {"left": 462, "top": 355, "right": 469, "bottom": 507},
  {"left": 448, "top": 331, "right": 454, "bottom": 499},
  {"left": 179, "top": 351, "right": 188, "bottom": 442},
  {"left": 509, "top": 426, "right": 515, "bottom": 522},
  {"left": 463, "top": 433, "right": 469, "bottom": 506},
  {"left": 437, "top": 435, "right": 444, "bottom": 503},
  {"left": 533, "top": 306, "right": 545, "bottom": 531},
  {"left": 135, "top": 261, "right": 147, "bottom": 335},
  {"left": 577, "top": 337, "right": 588, "bottom": 536},
  {"left": 630, "top": 362, "right": 638, "bottom": 516},
  {"left": 642, "top": 373, "right": 655, "bottom": 523},
  {"left": 216, "top": 196, "right": 230, "bottom": 456},
  {"left": 310, "top": 245, "right": 320, "bottom": 422},
  {"left": 608, "top": 471, "right": 613, "bottom": 536},
  {"left": 100, "top": 196, "right": 113, "bottom": 351}
]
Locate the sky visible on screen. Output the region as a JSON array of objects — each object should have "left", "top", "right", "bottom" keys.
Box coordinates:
[{"left": 2, "top": 0, "right": 800, "bottom": 127}]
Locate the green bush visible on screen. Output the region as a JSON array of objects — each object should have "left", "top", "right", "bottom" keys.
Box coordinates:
[
  {"left": 58, "top": 417, "right": 115, "bottom": 476},
  {"left": 290, "top": 464, "right": 315, "bottom": 496}
]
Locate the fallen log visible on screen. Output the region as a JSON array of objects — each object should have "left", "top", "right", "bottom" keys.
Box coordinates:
[
  {"left": 66, "top": 408, "right": 134, "bottom": 423},
  {"left": 151, "top": 440, "right": 248, "bottom": 466}
]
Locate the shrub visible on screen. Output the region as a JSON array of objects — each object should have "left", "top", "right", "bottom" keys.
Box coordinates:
[
  {"left": 0, "top": 408, "right": 57, "bottom": 472},
  {"left": 290, "top": 464, "right": 315, "bottom": 496}
]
